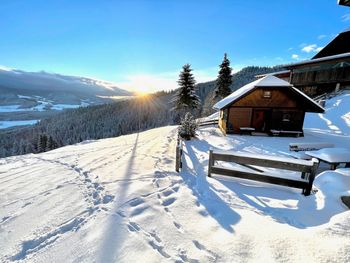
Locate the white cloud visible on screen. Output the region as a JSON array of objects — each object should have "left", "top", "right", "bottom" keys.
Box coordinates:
[
  {"left": 301, "top": 44, "right": 323, "bottom": 53},
  {"left": 317, "top": 34, "right": 327, "bottom": 39},
  {"left": 342, "top": 13, "right": 350, "bottom": 22},
  {"left": 291, "top": 54, "right": 299, "bottom": 60}
]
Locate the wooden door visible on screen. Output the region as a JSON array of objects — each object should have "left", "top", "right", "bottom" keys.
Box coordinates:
[{"left": 252, "top": 109, "right": 270, "bottom": 132}]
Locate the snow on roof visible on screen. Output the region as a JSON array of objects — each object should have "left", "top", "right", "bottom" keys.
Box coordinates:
[
  {"left": 289, "top": 85, "right": 325, "bottom": 112},
  {"left": 213, "top": 75, "right": 292, "bottom": 110},
  {"left": 284, "top": 52, "right": 350, "bottom": 68}
]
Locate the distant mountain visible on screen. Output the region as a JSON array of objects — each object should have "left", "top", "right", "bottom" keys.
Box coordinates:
[
  {"left": 0, "top": 68, "right": 131, "bottom": 101},
  {"left": 0, "top": 68, "right": 133, "bottom": 127}
]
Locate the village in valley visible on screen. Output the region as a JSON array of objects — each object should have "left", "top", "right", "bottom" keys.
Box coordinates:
[{"left": 1, "top": 1, "right": 350, "bottom": 262}]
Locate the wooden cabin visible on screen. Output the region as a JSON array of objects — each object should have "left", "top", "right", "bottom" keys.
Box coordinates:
[{"left": 213, "top": 76, "right": 324, "bottom": 136}]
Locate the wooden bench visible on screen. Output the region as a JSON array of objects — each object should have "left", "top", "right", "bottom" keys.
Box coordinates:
[
  {"left": 239, "top": 127, "right": 255, "bottom": 135},
  {"left": 208, "top": 149, "right": 319, "bottom": 196}
]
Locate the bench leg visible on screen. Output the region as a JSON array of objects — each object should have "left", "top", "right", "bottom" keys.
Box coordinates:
[{"left": 331, "top": 163, "right": 339, "bottom": 170}]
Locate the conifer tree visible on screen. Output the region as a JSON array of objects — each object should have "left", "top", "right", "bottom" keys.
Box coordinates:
[
  {"left": 47, "top": 136, "right": 58, "bottom": 150},
  {"left": 173, "top": 64, "right": 201, "bottom": 112},
  {"left": 214, "top": 53, "right": 233, "bottom": 99},
  {"left": 38, "top": 134, "right": 48, "bottom": 152}
]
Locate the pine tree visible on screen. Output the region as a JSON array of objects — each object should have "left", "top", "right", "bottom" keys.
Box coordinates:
[
  {"left": 173, "top": 64, "right": 201, "bottom": 112},
  {"left": 47, "top": 136, "right": 58, "bottom": 150},
  {"left": 214, "top": 53, "right": 233, "bottom": 99},
  {"left": 38, "top": 134, "right": 48, "bottom": 152}
]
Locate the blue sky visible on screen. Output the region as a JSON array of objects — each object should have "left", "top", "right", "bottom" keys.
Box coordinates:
[{"left": 1, "top": 0, "right": 350, "bottom": 92}]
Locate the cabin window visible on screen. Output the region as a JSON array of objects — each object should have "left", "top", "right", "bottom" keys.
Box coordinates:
[{"left": 263, "top": 91, "right": 272, "bottom": 98}]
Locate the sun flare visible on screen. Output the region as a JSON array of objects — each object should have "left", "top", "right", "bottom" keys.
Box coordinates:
[{"left": 135, "top": 85, "right": 151, "bottom": 97}]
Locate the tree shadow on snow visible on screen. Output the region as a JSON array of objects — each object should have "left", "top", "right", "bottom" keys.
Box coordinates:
[
  {"left": 98, "top": 132, "right": 140, "bottom": 262},
  {"left": 181, "top": 138, "right": 241, "bottom": 233}
]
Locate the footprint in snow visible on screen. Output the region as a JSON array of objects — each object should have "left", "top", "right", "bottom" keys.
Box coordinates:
[
  {"left": 162, "top": 197, "right": 176, "bottom": 206},
  {"left": 129, "top": 198, "right": 144, "bottom": 207}
]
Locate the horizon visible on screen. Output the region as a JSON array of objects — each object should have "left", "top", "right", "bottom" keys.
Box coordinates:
[{"left": 1, "top": 0, "right": 349, "bottom": 93}]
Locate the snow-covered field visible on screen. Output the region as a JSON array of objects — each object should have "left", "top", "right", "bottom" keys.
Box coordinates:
[
  {"left": 0, "top": 120, "right": 39, "bottom": 129},
  {"left": 1, "top": 93, "right": 350, "bottom": 262}
]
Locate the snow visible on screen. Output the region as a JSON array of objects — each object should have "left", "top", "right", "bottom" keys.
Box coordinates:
[
  {"left": 0, "top": 120, "right": 39, "bottom": 129},
  {"left": 0, "top": 100, "right": 89, "bottom": 113},
  {"left": 306, "top": 148, "right": 350, "bottom": 163},
  {"left": 50, "top": 104, "right": 83, "bottom": 110},
  {"left": 0, "top": 105, "right": 23, "bottom": 113},
  {"left": 1, "top": 92, "right": 350, "bottom": 262}
]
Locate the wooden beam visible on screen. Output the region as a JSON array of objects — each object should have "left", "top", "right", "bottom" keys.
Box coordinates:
[
  {"left": 212, "top": 152, "right": 315, "bottom": 172},
  {"left": 211, "top": 166, "right": 309, "bottom": 189}
]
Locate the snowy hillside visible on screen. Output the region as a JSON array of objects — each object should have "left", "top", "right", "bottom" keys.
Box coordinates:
[{"left": 1, "top": 93, "right": 350, "bottom": 262}]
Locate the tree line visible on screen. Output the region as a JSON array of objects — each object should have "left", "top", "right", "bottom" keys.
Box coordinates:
[{"left": 0, "top": 59, "right": 282, "bottom": 158}]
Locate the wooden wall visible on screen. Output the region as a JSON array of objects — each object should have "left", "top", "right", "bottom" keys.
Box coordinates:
[
  {"left": 228, "top": 108, "right": 252, "bottom": 133},
  {"left": 233, "top": 87, "right": 298, "bottom": 108}
]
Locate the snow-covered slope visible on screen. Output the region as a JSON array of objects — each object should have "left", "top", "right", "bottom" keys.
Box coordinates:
[{"left": 1, "top": 92, "right": 350, "bottom": 262}]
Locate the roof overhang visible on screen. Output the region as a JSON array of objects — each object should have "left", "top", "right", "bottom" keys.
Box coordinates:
[
  {"left": 338, "top": 0, "right": 350, "bottom": 7},
  {"left": 283, "top": 52, "right": 350, "bottom": 69}
]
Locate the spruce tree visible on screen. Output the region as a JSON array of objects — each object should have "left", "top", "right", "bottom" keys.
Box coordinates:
[
  {"left": 38, "top": 134, "right": 48, "bottom": 152},
  {"left": 173, "top": 64, "right": 201, "bottom": 112},
  {"left": 214, "top": 53, "right": 233, "bottom": 99}
]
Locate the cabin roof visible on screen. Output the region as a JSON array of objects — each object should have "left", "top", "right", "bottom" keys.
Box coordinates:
[
  {"left": 338, "top": 0, "right": 350, "bottom": 7},
  {"left": 213, "top": 75, "right": 324, "bottom": 113},
  {"left": 283, "top": 52, "right": 350, "bottom": 68},
  {"left": 312, "top": 28, "right": 350, "bottom": 59},
  {"left": 283, "top": 29, "right": 350, "bottom": 68}
]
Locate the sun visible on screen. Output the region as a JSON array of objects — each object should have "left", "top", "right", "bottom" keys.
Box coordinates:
[{"left": 135, "top": 85, "right": 151, "bottom": 97}]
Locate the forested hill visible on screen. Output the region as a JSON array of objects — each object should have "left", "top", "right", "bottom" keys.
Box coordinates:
[
  {"left": 0, "top": 95, "right": 176, "bottom": 157},
  {"left": 0, "top": 66, "right": 282, "bottom": 158},
  {"left": 197, "top": 66, "right": 283, "bottom": 115}
]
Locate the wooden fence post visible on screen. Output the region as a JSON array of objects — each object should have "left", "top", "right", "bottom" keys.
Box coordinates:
[
  {"left": 208, "top": 149, "right": 214, "bottom": 177},
  {"left": 176, "top": 144, "right": 180, "bottom": 172}
]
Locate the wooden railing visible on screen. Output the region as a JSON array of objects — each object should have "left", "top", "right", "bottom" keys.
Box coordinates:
[
  {"left": 208, "top": 149, "right": 319, "bottom": 196},
  {"left": 197, "top": 119, "right": 219, "bottom": 127}
]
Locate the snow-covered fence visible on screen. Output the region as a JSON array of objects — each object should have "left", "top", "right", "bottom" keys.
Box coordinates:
[
  {"left": 175, "top": 137, "right": 183, "bottom": 172},
  {"left": 197, "top": 119, "right": 219, "bottom": 127},
  {"left": 208, "top": 150, "right": 319, "bottom": 196}
]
